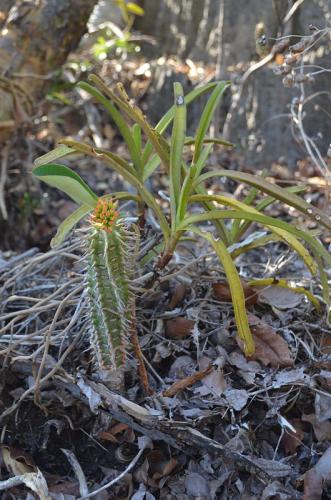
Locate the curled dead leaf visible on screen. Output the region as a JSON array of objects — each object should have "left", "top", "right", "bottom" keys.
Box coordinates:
[
  {"left": 146, "top": 449, "right": 177, "bottom": 481},
  {"left": 302, "top": 414, "right": 331, "bottom": 442},
  {"left": 255, "top": 285, "right": 302, "bottom": 310},
  {"left": 238, "top": 314, "right": 294, "bottom": 367},
  {"left": 213, "top": 281, "right": 257, "bottom": 306},
  {"left": 0, "top": 445, "right": 36, "bottom": 475},
  {"left": 98, "top": 422, "right": 129, "bottom": 443},
  {"left": 165, "top": 317, "right": 195, "bottom": 340},
  {"left": 167, "top": 283, "right": 187, "bottom": 310},
  {"left": 304, "top": 447, "right": 331, "bottom": 500}
]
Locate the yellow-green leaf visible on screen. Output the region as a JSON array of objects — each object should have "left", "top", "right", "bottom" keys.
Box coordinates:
[
  {"left": 126, "top": 2, "right": 144, "bottom": 15},
  {"left": 191, "top": 227, "right": 255, "bottom": 355}
]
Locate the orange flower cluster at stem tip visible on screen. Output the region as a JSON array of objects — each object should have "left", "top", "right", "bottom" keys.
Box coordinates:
[{"left": 91, "top": 198, "right": 119, "bottom": 232}]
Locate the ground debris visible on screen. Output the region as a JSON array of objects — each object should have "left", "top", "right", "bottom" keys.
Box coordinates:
[{"left": 0, "top": 233, "right": 330, "bottom": 498}]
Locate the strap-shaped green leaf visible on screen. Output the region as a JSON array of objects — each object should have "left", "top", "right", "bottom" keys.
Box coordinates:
[
  {"left": 33, "top": 164, "right": 98, "bottom": 208},
  {"left": 176, "top": 144, "right": 213, "bottom": 224},
  {"left": 141, "top": 81, "right": 230, "bottom": 165},
  {"left": 191, "top": 227, "right": 255, "bottom": 355},
  {"left": 170, "top": 82, "right": 186, "bottom": 222},
  {"left": 188, "top": 194, "right": 318, "bottom": 275},
  {"left": 51, "top": 204, "right": 91, "bottom": 248},
  {"left": 195, "top": 170, "right": 331, "bottom": 231},
  {"left": 34, "top": 145, "right": 76, "bottom": 167},
  {"left": 185, "top": 137, "right": 233, "bottom": 147},
  {"left": 88, "top": 75, "right": 170, "bottom": 169},
  {"left": 178, "top": 209, "right": 331, "bottom": 267},
  {"left": 77, "top": 81, "right": 142, "bottom": 175},
  {"left": 193, "top": 81, "right": 230, "bottom": 164},
  {"left": 232, "top": 185, "right": 306, "bottom": 243},
  {"left": 58, "top": 141, "right": 171, "bottom": 242},
  {"left": 142, "top": 154, "right": 161, "bottom": 181}
]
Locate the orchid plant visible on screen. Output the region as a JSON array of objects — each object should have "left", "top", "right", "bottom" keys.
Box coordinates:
[{"left": 33, "top": 74, "right": 331, "bottom": 379}]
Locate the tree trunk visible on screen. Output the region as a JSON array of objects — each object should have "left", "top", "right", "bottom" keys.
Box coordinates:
[
  {"left": 137, "top": 0, "right": 331, "bottom": 167},
  {"left": 0, "top": 0, "right": 98, "bottom": 132},
  {"left": 0, "top": 0, "right": 15, "bottom": 28}
]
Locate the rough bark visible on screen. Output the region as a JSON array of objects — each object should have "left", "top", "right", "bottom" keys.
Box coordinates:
[
  {"left": 0, "top": 0, "right": 15, "bottom": 28},
  {"left": 137, "top": 0, "right": 331, "bottom": 167},
  {"left": 0, "top": 0, "right": 98, "bottom": 130}
]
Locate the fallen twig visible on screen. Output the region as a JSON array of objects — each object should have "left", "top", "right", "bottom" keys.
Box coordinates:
[{"left": 163, "top": 364, "right": 212, "bottom": 397}]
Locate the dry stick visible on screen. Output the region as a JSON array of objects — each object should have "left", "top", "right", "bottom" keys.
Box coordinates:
[
  {"left": 0, "top": 121, "right": 15, "bottom": 129},
  {"left": 0, "top": 144, "right": 9, "bottom": 220},
  {"left": 0, "top": 326, "right": 85, "bottom": 422},
  {"left": 33, "top": 285, "right": 85, "bottom": 404},
  {"left": 163, "top": 364, "right": 213, "bottom": 397},
  {"left": 0, "top": 475, "right": 30, "bottom": 492},
  {"left": 81, "top": 380, "right": 287, "bottom": 482},
  {"left": 130, "top": 301, "right": 153, "bottom": 395},
  {"left": 77, "top": 444, "right": 146, "bottom": 500},
  {"left": 1, "top": 241, "right": 81, "bottom": 291},
  {"left": 0, "top": 277, "right": 82, "bottom": 324},
  {"left": 283, "top": 0, "right": 305, "bottom": 24},
  {"left": 62, "top": 448, "right": 89, "bottom": 497}
]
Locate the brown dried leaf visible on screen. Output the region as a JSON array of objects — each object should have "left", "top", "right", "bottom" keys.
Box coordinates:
[
  {"left": 303, "top": 468, "right": 323, "bottom": 500},
  {"left": 99, "top": 422, "right": 129, "bottom": 443},
  {"left": 146, "top": 450, "right": 177, "bottom": 481},
  {"left": 242, "top": 314, "right": 294, "bottom": 367},
  {"left": 213, "top": 280, "right": 257, "bottom": 306},
  {"left": 0, "top": 445, "right": 36, "bottom": 475},
  {"left": 167, "top": 283, "right": 187, "bottom": 310},
  {"left": 256, "top": 285, "right": 302, "bottom": 310},
  {"left": 304, "top": 447, "right": 331, "bottom": 500},
  {"left": 224, "top": 388, "right": 249, "bottom": 411},
  {"left": 281, "top": 419, "right": 305, "bottom": 455},
  {"left": 194, "top": 367, "right": 227, "bottom": 397},
  {"left": 165, "top": 317, "right": 195, "bottom": 340},
  {"left": 302, "top": 414, "right": 331, "bottom": 442}
]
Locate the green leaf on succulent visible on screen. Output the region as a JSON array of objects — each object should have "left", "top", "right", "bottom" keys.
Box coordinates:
[
  {"left": 191, "top": 227, "right": 255, "bottom": 355},
  {"left": 33, "top": 164, "right": 98, "bottom": 208},
  {"left": 141, "top": 81, "right": 229, "bottom": 165},
  {"left": 179, "top": 208, "right": 331, "bottom": 268},
  {"left": 185, "top": 137, "right": 234, "bottom": 148},
  {"left": 170, "top": 82, "right": 186, "bottom": 221},
  {"left": 193, "top": 81, "right": 230, "bottom": 164},
  {"left": 77, "top": 81, "right": 142, "bottom": 174},
  {"left": 34, "top": 145, "right": 76, "bottom": 167},
  {"left": 195, "top": 170, "right": 331, "bottom": 231},
  {"left": 188, "top": 194, "right": 318, "bottom": 275},
  {"left": 51, "top": 204, "right": 91, "bottom": 248}
]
